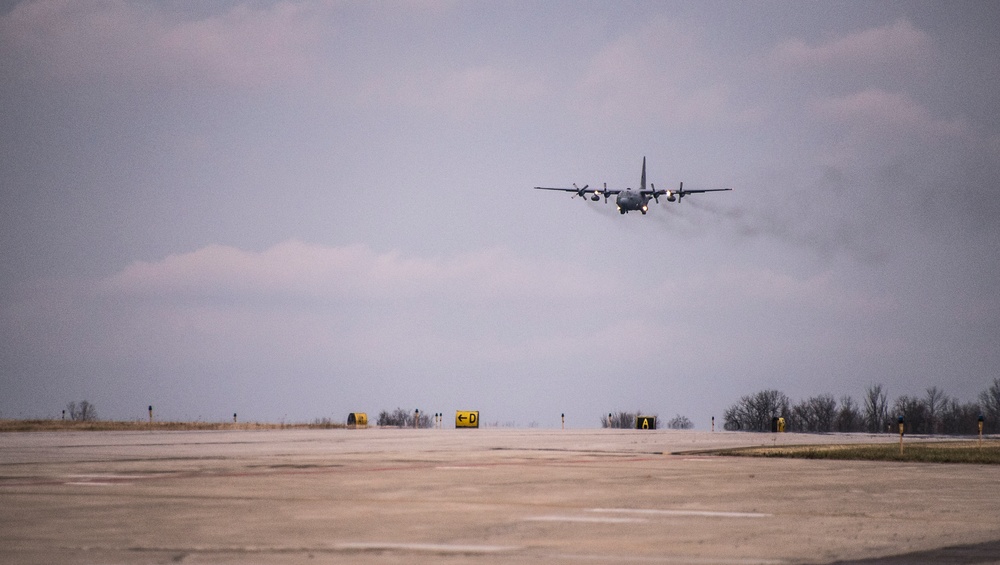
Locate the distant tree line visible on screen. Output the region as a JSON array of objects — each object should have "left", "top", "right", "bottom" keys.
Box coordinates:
[
  {"left": 667, "top": 414, "right": 694, "bottom": 429},
  {"left": 723, "top": 379, "right": 1000, "bottom": 435},
  {"left": 601, "top": 410, "right": 663, "bottom": 429},
  {"left": 376, "top": 407, "right": 434, "bottom": 428},
  {"left": 65, "top": 400, "right": 98, "bottom": 422}
]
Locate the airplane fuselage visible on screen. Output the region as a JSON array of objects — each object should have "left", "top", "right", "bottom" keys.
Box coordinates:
[{"left": 616, "top": 189, "right": 649, "bottom": 214}]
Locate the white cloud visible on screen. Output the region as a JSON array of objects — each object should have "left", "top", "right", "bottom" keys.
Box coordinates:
[
  {"left": 87, "top": 241, "right": 636, "bottom": 373},
  {"left": 812, "top": 89, "right": 967, "bottom": 139},
  {"left": 102, "top": 240, "right": 604, "bottom": 304},
  {"left": 366, "top": 64, "right": 548, "bottom": 118},
  {"left": 97, "top": 241, "right": 897, "bottom": 373},
  {"left": 569, "top": 17, "right": 750, "bottom": 128},
  {"left": 1, "top": 0, "right": 323, "bottom": 90},
  {"left": 769, "top": 19, "right": 933, "bottom": 69}
]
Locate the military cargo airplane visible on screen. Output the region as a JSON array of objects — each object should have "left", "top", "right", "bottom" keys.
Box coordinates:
[{"left": 534, "top": 157, "right": 731, "bottom": 214}]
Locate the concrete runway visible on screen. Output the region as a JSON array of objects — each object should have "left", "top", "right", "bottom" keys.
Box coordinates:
[{"left": 1, "top": 428, "right": 998, "bottom": 564}]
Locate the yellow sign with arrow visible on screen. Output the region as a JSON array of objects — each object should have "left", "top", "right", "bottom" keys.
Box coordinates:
[{"left": 456, "top": 411, "right": 479, "bottom": 429}]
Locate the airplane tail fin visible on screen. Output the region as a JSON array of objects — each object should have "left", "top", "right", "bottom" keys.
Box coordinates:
[{"left": 640, "top": 157, "right": 646, "bottom": 191}]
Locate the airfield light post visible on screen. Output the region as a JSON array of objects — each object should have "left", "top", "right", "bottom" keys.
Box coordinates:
[
  {"left": 898, "top": 416, "right": 905, "bottom": 455},
  {"left": 415, "top": 409, "right": 419, "bottom": 429},
  {"left": 979, "top": 415, "right": 985, "bottom": 449},
  {"left": 561, "top": 413, "right": 565, "bottom": 430},
  {"left": 608, "top": 413, "right": 612, "bottom": 428},
  {"left": 233, "top": 413, "right": 237, "bottom": 424},
  {"left": 62, "top": 410, "right": 65, "bottom": 421},
  {"left": 148, "top": 405, "right": 153, "bottom": 424},
  {"left": 712, "top": 416, "right": 715, "bottom": 432}
]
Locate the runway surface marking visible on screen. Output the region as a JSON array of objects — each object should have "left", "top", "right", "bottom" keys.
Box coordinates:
[
  {"left": 334, "top": 542, "right": 519, "bottom": 553},
  {"left": 524, "top": 515, "right": 648, "bottom": 524},
  {"left": 590, "top": 508, "right": 772, "bottom": 518},
  {"left": 60, "top": 472, "right": 173, "bottom": 486},
  {"left": 65, "top": 474, "right": 152, "bottom": 479},
  {"left": 547, "top": 553, "right": 785, "bottom": 564}
]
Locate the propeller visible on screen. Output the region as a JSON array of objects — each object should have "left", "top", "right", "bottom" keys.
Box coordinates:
[
  {"left": 651, "top": 182, "right": 660, "bottom": 203},
  {"left": 572, "top": 183, "right": 589, "bottom": 198}
]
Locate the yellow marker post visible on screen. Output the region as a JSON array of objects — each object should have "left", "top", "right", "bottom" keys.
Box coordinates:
[{"left": 898, "top": 416, "right": 905, "bottom": 455}]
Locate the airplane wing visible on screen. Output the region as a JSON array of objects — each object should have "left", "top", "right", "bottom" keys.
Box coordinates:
[
  {"left": 534, "top": 184, "right": 620, "bottom": 201},
  {"left": 669, "top": 188, "right": 732, "bottom": 195},
  {"left": 642, "top": 182, "right": 732, "bottom": 203},
  {"left": 533, "top": 186, "right": 595, "bottom": 193}
]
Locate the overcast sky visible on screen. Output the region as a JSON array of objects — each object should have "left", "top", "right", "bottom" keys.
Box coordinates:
[{"left": 2, "top": 1, "right": 998, "bottom": 426}]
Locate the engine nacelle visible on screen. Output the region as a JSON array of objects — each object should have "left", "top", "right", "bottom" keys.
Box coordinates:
[
  {"left": 591, "top": 194, "right": 600, "bottom": 201},
  {"left": 666, "top": 193, "right": 676, "bottom": 202}
]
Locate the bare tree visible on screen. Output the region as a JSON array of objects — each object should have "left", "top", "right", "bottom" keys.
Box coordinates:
[
  {"left": 720, "top": 384, "right": 992, "bottom": 436},
  {"left": 894, "top": 395, "right": 929, "bottom": 434},
  {"left": 835, "top": 395, "right": 862, "bottom": 432},
  {"left": 791, "top": 394, "right": 837, "bottom": 432},
  {"left": 602, "top": 411, "right": 633, "bottom": 429},
  {"left": 724, "top": 390, "right": 789, "bottom": 432},
  {"left": 863, "top": 384, "right": 888, "bottom": 433},
  {"left": 667, "top": 414, "right": 694, "bottom": 429},
  {"left": 601, "top": 411, "right": 659, "bottom": 429},
  {"left": 939, "top": 399, "right": 982, "bottom": 435},
  {"left": 980, "top": 378, "right": 1000, "bottom": 434},
  {"left": 66, "top": 400, "right": 98, "bottom": 422},
  {"left": 376, "top": 407, "right": 432, "bottom": 428},
  {"left": 923, "top": 387, "right": 948, "bottom": 434}
]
